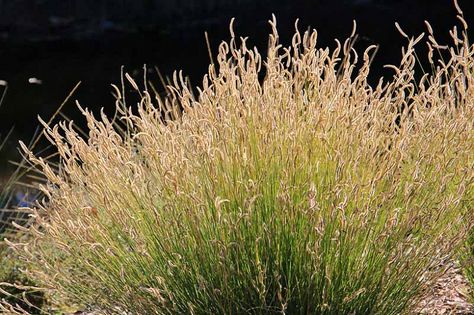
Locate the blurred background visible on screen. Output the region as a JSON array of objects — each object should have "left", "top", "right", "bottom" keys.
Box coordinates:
[{"left": 0, "top": 0, "right": 473, "bottom": 177}]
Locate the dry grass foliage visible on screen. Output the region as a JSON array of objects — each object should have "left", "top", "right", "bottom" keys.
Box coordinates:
[{"left": 4, "top": 8, "right": 474, "bottom": 315}]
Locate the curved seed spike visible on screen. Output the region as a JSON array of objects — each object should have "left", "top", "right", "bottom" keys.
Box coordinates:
[
  {"left": 350, "top": 20, "right": 357, "bottom": 38},
  {"left": 454, "top": 0, "right": 463, "bottom": 16},
  {"left": 395, "top": 22, "right": 409, "bottom": 39},
  {"left": 457, "top": 14, "right": 468, "bottom": 31},
  {"left": 110, "top": 84, "right": 122, "bottom": 100},
  {"left": 294, "top": 18, "right": 300, "bottom": 33},
  {"left": 413, "top": 33, "right": 425, "bottom": 46},
  {"left": 229, "top": 17, "right": 236, "bottom": 38},
  {"left": 125, "top": 73, "right": 139, "bottom": 92},
  {"left": 424, "top": 20, "right": 434, "bottom": 35}
]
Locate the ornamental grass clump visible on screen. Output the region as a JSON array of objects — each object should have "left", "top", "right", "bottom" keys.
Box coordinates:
[{"left": 9, "top": 13, "right": 474, "bottom": 314}]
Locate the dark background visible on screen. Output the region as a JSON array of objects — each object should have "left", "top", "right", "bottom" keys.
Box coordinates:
[{"left": 0, "top": 0, "right": 473, "bottom": 175}]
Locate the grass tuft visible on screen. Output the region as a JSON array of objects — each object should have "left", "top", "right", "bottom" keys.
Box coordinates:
[{"left": 9, "top": 15, "right": 474, "bottom": 314}]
